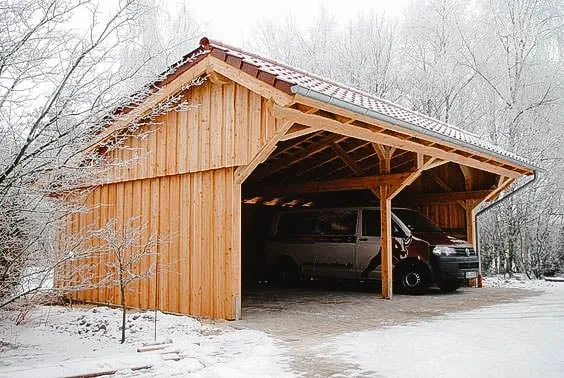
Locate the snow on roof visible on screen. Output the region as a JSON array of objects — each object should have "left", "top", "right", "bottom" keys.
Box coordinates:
[{"left": 188, "top": 38, "right": 538, "bottom": 171}]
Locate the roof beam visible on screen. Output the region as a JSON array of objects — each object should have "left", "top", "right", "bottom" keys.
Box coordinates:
[
  {"left": 331, "top": 142, "right": 365, "bottom": 175},
  {"left": 331, "top": 142, "right": 380, "bottom": 198},
  {"left": 424, "top": 171, "right": 467, "bottom": 210},
  {"left": 245, "top": 172, "right": 412, "bottom": 197},
  {"left": 407, "top": 190, "right": 493, "bottom": 203},
  {"left": 285, "top": 99, "right": 527, "bottom": 177},
  {"left": 251, "top": 133, "right": 345, "bottom": 181}
]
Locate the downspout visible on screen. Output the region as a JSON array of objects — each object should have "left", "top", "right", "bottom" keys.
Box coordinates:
[{"left": 475, "top": 172, "right": 537, "bottom": 283}]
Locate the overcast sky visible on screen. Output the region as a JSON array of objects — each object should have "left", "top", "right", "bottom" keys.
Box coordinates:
[{"left": 171, "top": 0, "right": 412, "bottom": 47}]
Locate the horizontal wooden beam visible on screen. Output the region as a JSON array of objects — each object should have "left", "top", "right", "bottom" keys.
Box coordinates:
[
  {"left": 281, "top": 100, "right": 527, "bottom": 177},
  {"left": 245, "top": 172, "right": 412, "bottom": 198},
  {"left": 405, "top": 190, "right": 493, "bottom": 203}
]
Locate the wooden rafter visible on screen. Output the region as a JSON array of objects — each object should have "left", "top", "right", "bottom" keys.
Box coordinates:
[
  {"left": 279, "top": 125, "right": 323, "bottom": 141},
  {"left": 313, "top": 143, "right": 375, "bottom": 180},
  {"left": 273, "top": 130, "right": 327, "bottom": 158},
  {"left": 331, "top": 142, "right": 365, "bottom": 175},
  {"left": 208, "top": 57, "right": 293, "bottom": 107},
  {"left": 252, "top": 133, "right": 346, "bottom": 181},
  {"left": 274, "top": 102, "right": 525, "bottom": 177},
  {"left": 330, "top": 142, "right": 380, "bottom": 198}
]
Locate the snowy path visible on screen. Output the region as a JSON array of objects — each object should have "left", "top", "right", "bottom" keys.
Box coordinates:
[
  {"left": 1, "top": 281, "right": 562, "bottom": 377},
  {"left": 319, "top": 285, "right": 564, "bottom": 377}
]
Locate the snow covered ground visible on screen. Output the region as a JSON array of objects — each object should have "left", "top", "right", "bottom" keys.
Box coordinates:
[
  {"left": 0, "top": 305, "right": 292, "bottom": 377},
  {"left": 482, "top": 273, "right": 563, "bottom": 289},
  {"left": 1, "top": 277, "right": 562, "bottom": 377},
  {"left": 320, "top": 278, "right": 564, "bottom": 378}
]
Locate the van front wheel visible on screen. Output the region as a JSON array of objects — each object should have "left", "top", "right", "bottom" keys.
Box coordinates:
[{"left": 397, "top": 263, "right": 430, "bottom": 295}]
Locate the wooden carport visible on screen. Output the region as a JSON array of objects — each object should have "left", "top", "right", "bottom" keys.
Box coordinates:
[{"left": 62, "top": 37, "right": 536, "bottom": 320}]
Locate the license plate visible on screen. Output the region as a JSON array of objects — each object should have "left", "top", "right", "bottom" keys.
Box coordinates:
[{"left": 465, "top": 271, "right": 477, "bottom": 279}]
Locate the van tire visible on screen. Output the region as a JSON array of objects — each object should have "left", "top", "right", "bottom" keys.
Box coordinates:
[
  {"left": 396, "top": 263, "right": 430, "bottom": 295},
  {"left": 438, "top": 279, "right": 461, "bottom": 293},
  {"left": 275, "top": 258, "right": 299, "bottom": 286}
]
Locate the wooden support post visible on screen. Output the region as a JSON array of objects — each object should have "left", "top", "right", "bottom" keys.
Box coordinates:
[
  {"left": 375, "top": 143, "right": 395, "bottom": 299},
  {"left": 465, "top": 200, "right": 479, "bottom": 247},
  {"left": 380, "top": 185, "right": 393, "bottom": 299},
  {"left": 375, "top": 150, "right": 448, "bottom": 299}
]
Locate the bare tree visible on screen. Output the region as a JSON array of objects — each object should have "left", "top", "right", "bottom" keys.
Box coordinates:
[
  {"left": 0, "top": 0, "right": 203, "bottom": 307},
  {"left": 464, "top": 0, "right": 564, "bottom": 277},
  {"left": 253, "top": 6, "right": 399, "bottom": 100},
  {"left": 398, "top": 0, "right": 480, "bottom": 126},
  {"left": 252, "top": 0, "right": 564, "bottom": 277},
  {"left": 91, "top": 217, "right": 159, "bottom": 344}
]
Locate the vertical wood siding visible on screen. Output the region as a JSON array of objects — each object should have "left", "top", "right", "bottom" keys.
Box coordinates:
[
  {"left": 106, "top": 81, "right": 277, "bottom": 183},
  {"left": 59, "top": 78, "right": 281, "bottom": 319},
  {"left": 63, "top": 168, "right": 241, "bottom": 319}
]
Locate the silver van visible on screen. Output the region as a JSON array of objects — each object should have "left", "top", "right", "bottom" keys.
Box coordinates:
[{"left": 265, "top": 207, "right": 479, "bottom": 294}]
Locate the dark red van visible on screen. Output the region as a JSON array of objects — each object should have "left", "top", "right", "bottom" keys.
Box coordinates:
[{"left": 265, "top": 207, "right": 479, "bottom": 294}]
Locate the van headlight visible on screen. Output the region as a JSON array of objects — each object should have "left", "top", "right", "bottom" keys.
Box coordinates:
[{"left": 433, "top": 246, "right": 456, "bottom": 256}]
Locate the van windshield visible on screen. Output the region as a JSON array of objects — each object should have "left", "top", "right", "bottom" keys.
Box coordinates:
[{"left": 393, "top": 209, "right": 442, "bottom": 233}]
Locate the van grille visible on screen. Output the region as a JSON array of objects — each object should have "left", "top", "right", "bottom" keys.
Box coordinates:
[
  {"left": 454, "top": 247, "right": 476, "bottom": 256},
  {"left": 459, "top": 262, "right": 479, "bottom": 269}
]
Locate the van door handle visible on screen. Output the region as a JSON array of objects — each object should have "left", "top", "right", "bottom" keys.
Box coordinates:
[{"left": 358, "top": 237, "right": 368, "bottom": 241}]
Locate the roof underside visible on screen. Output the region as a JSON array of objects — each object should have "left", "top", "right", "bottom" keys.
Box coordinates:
[{"left": 157, "top": 37, "right": 536, "bottom": 174}]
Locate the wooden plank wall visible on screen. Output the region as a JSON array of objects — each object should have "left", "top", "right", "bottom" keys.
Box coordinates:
[
  {"left": 61, "top": 168, "right": 241, "bottom": 319},
  {"left": 57, "top": 78, "right": 284, "bottom": 319},
  {"left": 414, "top": 203, "right": 467, "bottom": 239},
  {"left": 402, "top": 164, "right": 473, "bottom": 240},
  {"left": 106, "top": 81, "right": 278, "bottom": 184}
]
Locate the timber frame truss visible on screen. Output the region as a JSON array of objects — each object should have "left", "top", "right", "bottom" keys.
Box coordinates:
[{"left": 238, "top": 100, "right": 527, "bottom": 299}]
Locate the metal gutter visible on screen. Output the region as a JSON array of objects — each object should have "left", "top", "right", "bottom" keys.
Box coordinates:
[
  {"left": 291, "top": 85, "right": 540, "bottom": 172},
  {"left": 474, "top": 172, "right": 537, "bottom": 278}
]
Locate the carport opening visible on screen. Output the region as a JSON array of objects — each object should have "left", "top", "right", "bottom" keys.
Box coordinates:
[{"left": 239, "top": 129, "right": 498, "bottom": 294}]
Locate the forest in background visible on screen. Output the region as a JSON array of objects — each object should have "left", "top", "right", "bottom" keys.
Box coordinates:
[{"left": 250, "top": 0, "right": 564, "bottom": 278}]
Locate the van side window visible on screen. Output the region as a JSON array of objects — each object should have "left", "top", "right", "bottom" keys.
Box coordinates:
[
  {"left": 277, "top": 212, "right": 317, "bottom": 235},
  {"left": 362, "top": 210, "right": 405, "bottom": 237},
  {"left": 362, "top": 210, "right": 381, "bottom": 236},
  {"left": 316, "top": 211, "right": 357, "bottom": 235}
]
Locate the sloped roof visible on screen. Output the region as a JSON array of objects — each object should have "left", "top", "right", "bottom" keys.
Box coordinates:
[{"left": 169, "top": 37, "right": 537, "bottom": 172}]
